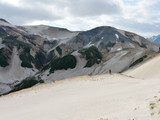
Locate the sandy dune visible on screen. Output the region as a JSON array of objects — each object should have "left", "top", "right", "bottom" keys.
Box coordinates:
[
  {"left": 1, "top": 54, "right": 160, "bottom": 120},
  {"left": 0, "top": 73, "right": 160, "bottom": 120},
  {"left": 126, "top": 54, "right": 160, "bottom": 79}
]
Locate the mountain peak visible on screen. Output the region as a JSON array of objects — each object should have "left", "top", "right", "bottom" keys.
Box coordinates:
[
  {"left": 147, "top": 34, "right": 160, "bottom": 44},
  {"left": 0, "top": 18, "right": 14, "bottom": 27},
  {"left": 0, "top": 18, "right": 10, "bottom": 24}
]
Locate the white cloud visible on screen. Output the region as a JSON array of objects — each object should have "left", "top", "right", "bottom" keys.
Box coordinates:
[
  {"left": 0, "top": 0, "right": 21, "bottom": 6},
  {"left": 121, "top": 0, "right": 160, "bottom": 24},
  {"left": 0, "top": 0, "right": 160, "bottom": 37}
]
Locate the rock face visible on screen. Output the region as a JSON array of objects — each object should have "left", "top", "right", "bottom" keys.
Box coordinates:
[{"left": 0, "top": 18, "right": 159, "bottom": 95}]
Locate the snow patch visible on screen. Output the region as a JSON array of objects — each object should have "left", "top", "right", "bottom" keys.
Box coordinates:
[
  {"left": 116, "top": 29, "right": 126, "bottom": 37},
  {"left": 117, "top": 48, "right": 122, "bottom": 51},
  {"left": 115, "top": 34, "right": 119, "bottom": 39},
  {"left": 85, "top": 42, "right": 95, "bottom": 48}
]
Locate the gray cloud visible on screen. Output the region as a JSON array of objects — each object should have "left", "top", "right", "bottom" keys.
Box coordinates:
[
  {"left": 21, "top": 0, "right": 121, "bottom": 17},
  {"left": 0, "top": 0, "right": 122, "bottom": 25},
  {"left": 109, "top": 17, "right": 160, "bottom": 37},
  {"left": 0, "top": 0, "right": 160, "bottom": 37},
  {"left": 0, "top": 2, "right": 62, "bottom": 25},
  {"left": 67, "top": 0, "right": 122, "bottom": 17}
]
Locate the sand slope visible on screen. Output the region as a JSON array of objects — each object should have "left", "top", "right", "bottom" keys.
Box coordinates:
[
  {"left": 0, "top": 74, "right": 160, "bottom": 120},
  {"left": 1, "top": 54, "right": 160, "bottom": 120},
  {"left": 126, "top": 54, "right": 160, "bottom": 79}
]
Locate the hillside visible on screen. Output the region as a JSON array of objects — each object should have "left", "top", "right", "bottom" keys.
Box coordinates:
[
  {"left": 125, "top": 54, "right": 160, "bottom": 79},
  {"left": 0, "top": 18, "right": 159, "bottom": 95},
  {"left": 1, "top": 74, "right": 160, "bottom": 120},
  {"left": 1, "top": 18, "right": 160, "bottom": 119}
]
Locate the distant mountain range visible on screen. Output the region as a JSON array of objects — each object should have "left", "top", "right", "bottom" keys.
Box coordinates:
[
  {"left": 147, "top": 35, "right": 160, "bottom": 44},
  {"left": 0, "top": 18, "right": 159, "bottom": 95}
]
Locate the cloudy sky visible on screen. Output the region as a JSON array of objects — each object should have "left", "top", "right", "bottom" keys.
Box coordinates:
[{"left": 0, "top": 0, "right": 160, "bottom": 37}]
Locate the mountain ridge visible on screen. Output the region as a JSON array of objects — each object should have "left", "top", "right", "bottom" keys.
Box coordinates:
[
  {"left": 0, "top": 18, "right": 159, "bottom": 95},
  {"left": 147, "top": 34, "right": 160, "bottom": 44}
]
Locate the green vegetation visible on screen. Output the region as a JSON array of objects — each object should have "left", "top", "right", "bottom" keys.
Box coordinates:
[
  {"left": 1, "top": 35, "right": 35, "bottom": 68},
  {"left": 158, "top": 110, "right": 160, "bottom": 115},
  {"left": 35, "top": 51, "right": 46, "bottom": 69},
  {"left": 149, "top": 102, "right": 160, "bottom": 116},
  {"left": 49, "top": 49, "right": 54, "bottom": 57},
  {"left": 122, "top": 48, "right": 133, "bottom": 51},
  {"left": 20, "top": 53, "right": 33, "bottom": 68},
  {"left": 0, "top": 48, "right": 9, "bottom": 67},
  {"left": 107, "top": 41, "right": 115, "bottom": 47},
  {"left": 19, "top": 48, "right": 34, "bottom": 68},
  {"left": 151, "top": 112, "right": 155, "bottom": 116},
  {"left": 148, "top": 100, "right": 160, "bottom": 116},
  {"left": 24, "top": 46, "right": 30, "bottom": 53},
  {"left": 130, "top": 55, "right": 147, "bottom": 67},
  {"left": 56, "top": 46, "right": 62, "bottom": 56},
  {"left": 49, "top": 55, "right": 77, "bottom": 73},
  {"left": 39, "top": 79, "right": 44, "bottom": 83},
  {"left": 2, "top": 36, "right": 30, "bottom": 49},
  {"left": 79, "top": 46, "right": 102, "bottom": 67},
  {"left": 0, "top": 28, "right": 7, "bottom": 37},
  {"left": 140, "top": 43, "right": 147, "bottom": 48},
  {"left": 48, "top": 49, "right": 56, "bottom": 61},
  {"left": 150, "top": 103, "right": 156, "bottom": 110},
  {"left": 150, "top": 102, "right": 156, "bottom": 116},
  {"left": 11, "top": 78, "right": 44, "bottom": 92},
  {"left": 43, "top": 40, "right": 57, "bottom": 46},
  {"left": 42, "top": 64, "right": 50, "bottom": 71}
]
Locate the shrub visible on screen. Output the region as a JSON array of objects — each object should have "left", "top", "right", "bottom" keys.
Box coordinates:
[
  {"left": 19, "top": 51, "right": 33, "bottom": 68},
  {"left": 0, "top": 48, "right": 9, "bottom": 67},
  {"left": 42, "top": 64, "right": 50, "bottom": 71},
  {"left": 107, "top": 41, "right": 115, "bottom": 47},
  {"left": 130, "top": 55, "right": 147, "bottom": 67},
  {"left": 0, "top": 28, "right": 7, "bottom": 37},
  {"left": 47, "top": 49, "right": 56, "bottom": 62},
  {"left": 79, "top": 46, "right": 102, "bottom": 67},
  {"left": 56, "top": 46, "right": 62, "bottom": 56},
  {"left": 2, "top": 36, "right": 29, "bottom": 49},
  {"left": 21, "top": 61, "right": 33, "bottom": 68},
  {"left": 35, "top": 51, "right": 46, "bottom": 69},
  {"left": 24, "top": 46, "right": 30, "bottom": 53},
  {"left": 2, "top": 35, "right": 34, "bottom": 68},
  {"left": 49, "top": 55, "right": 77, "bottom": 73},
  {"left": 11, "top": 78, "right": 44, "bottom": 92}
]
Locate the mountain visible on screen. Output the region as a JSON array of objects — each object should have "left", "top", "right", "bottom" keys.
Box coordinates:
[
  {"left": 0, "top": 18, "right": 159, "bottom": 95},
  {"left": 147, "top": 34, "right": 160, "bottom": 44},
  {"left": 2, "top": 45, "right": 160, "bottom": 120}
]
